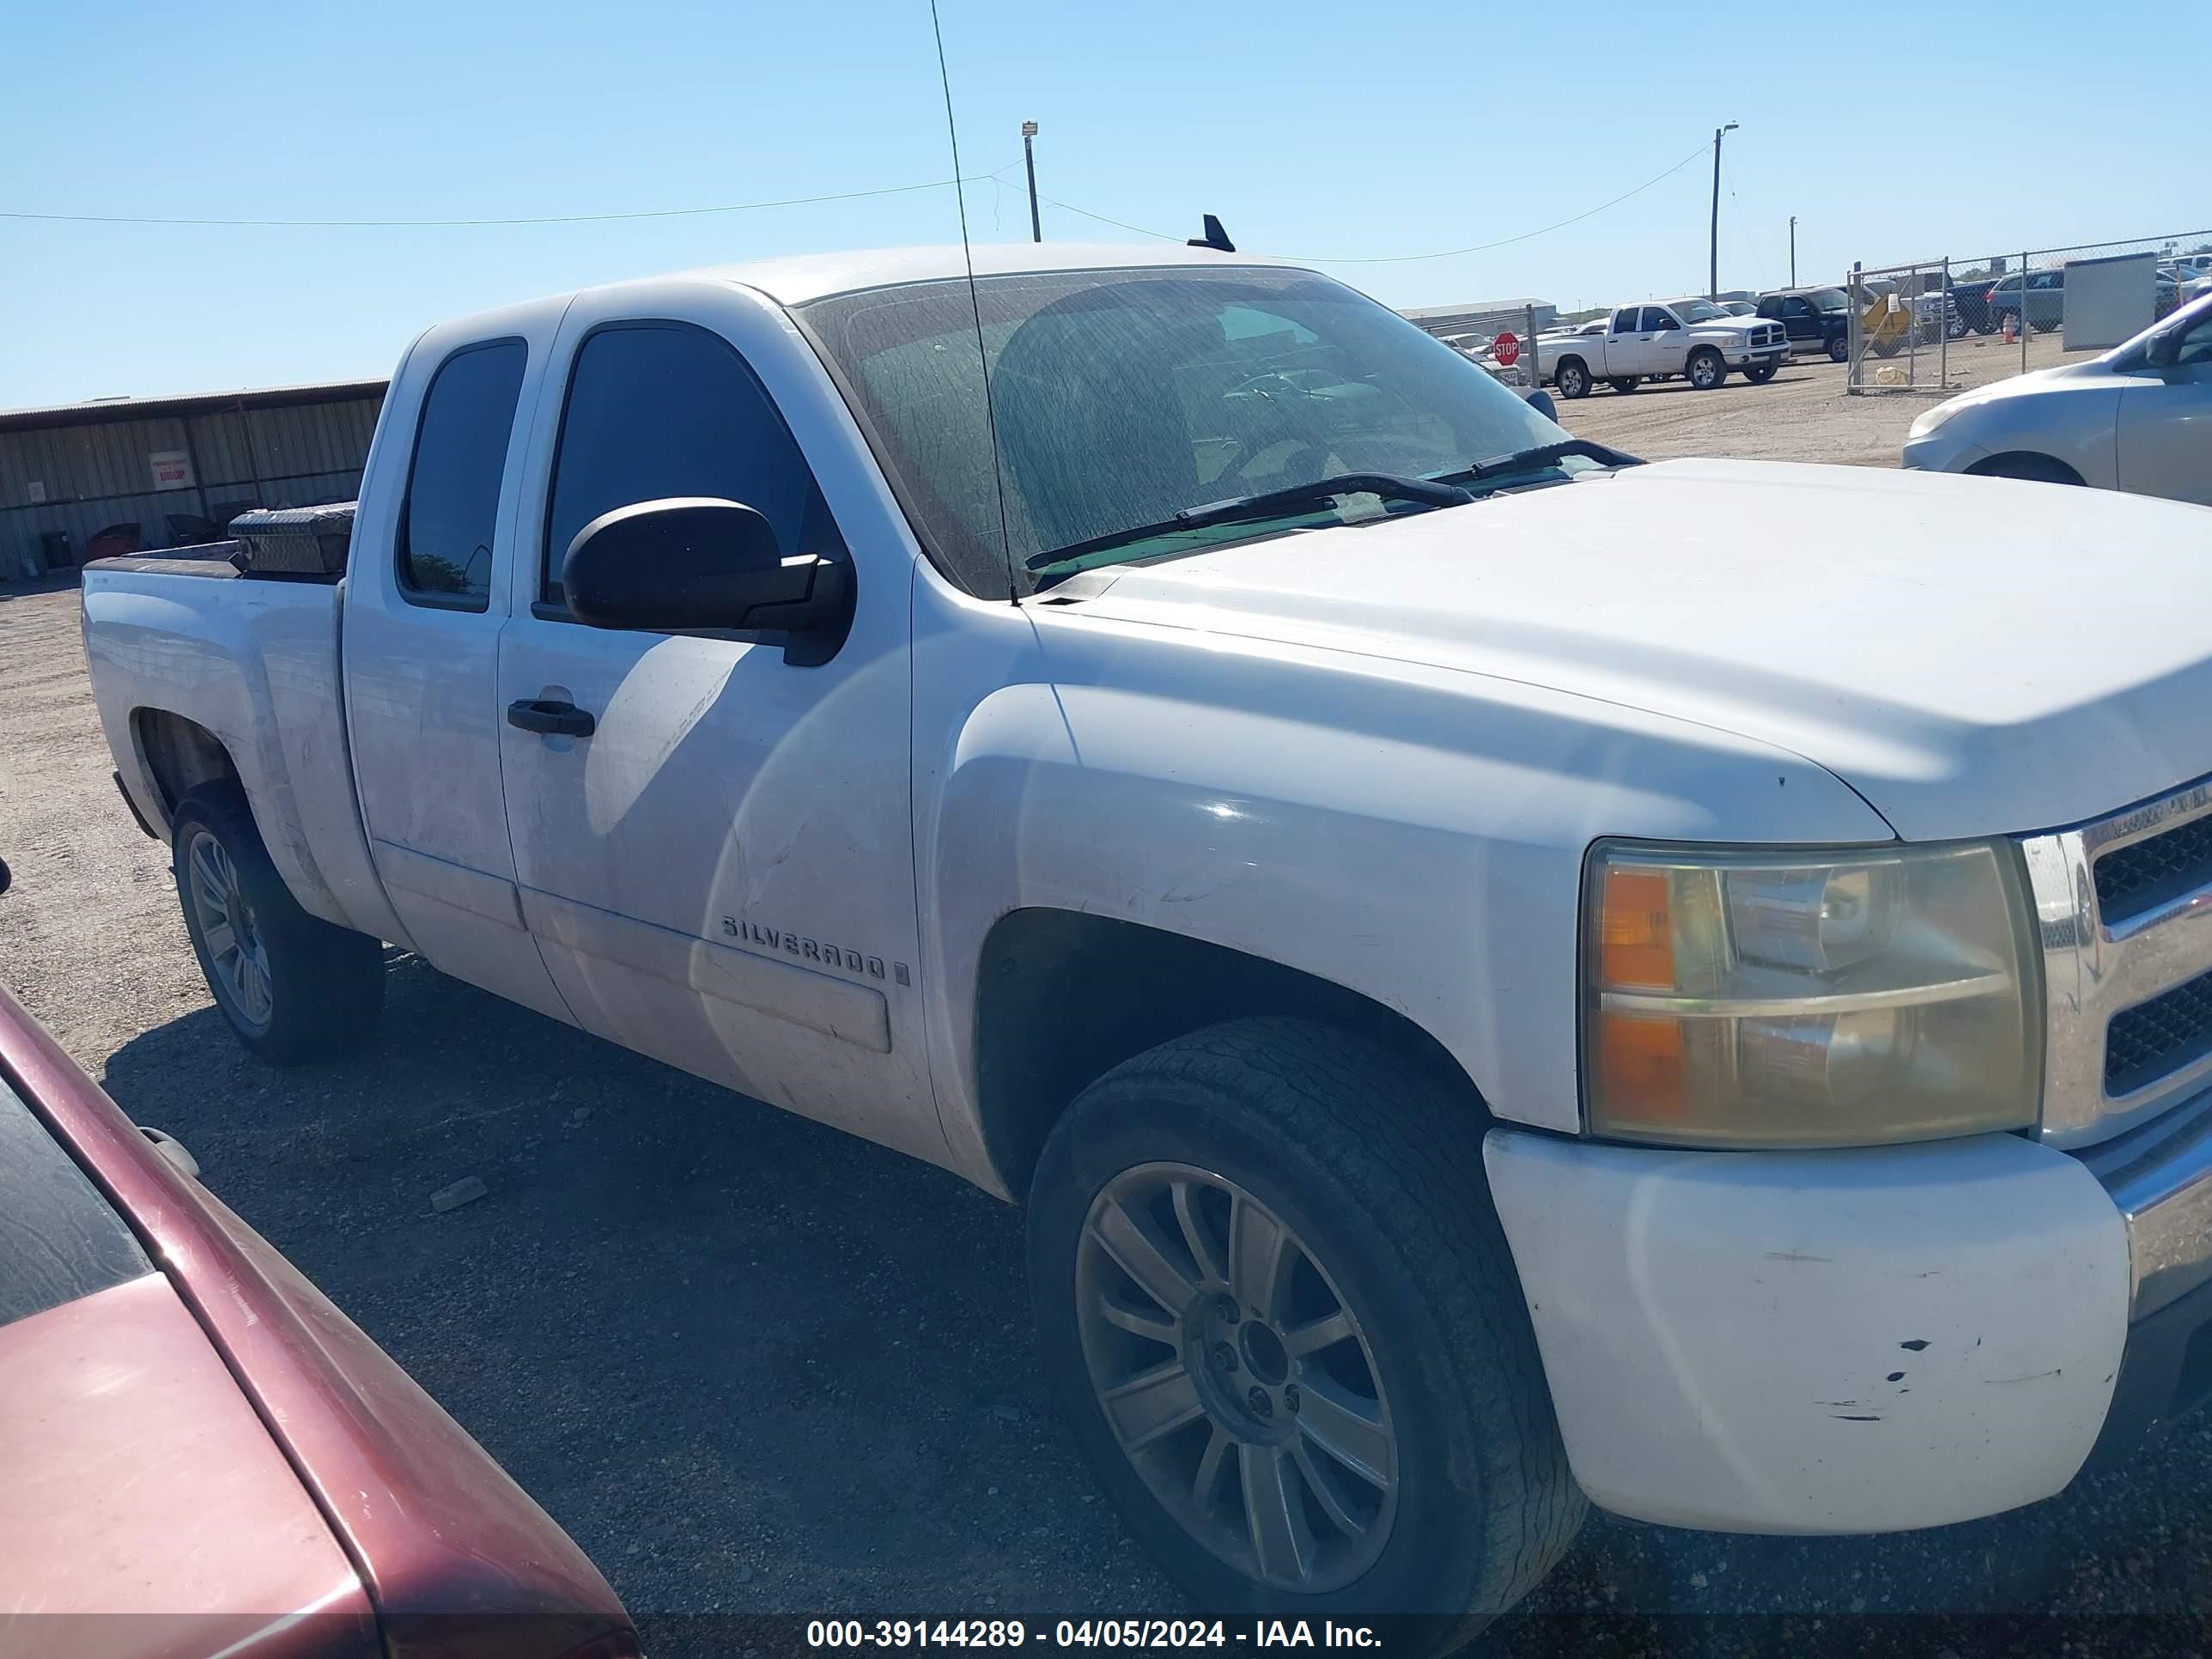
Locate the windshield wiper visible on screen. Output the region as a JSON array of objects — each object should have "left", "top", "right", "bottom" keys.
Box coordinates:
[
  {"left": 1024, "top": 472, "right": 1474, "bottom": 572},
  {"left": 1437, "top": 438, "right": 1643, "bottom": 484}
]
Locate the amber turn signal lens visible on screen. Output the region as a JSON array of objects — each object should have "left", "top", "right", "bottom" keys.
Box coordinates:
[
  {"left": 1595, "top": 1013, "right": 1686, "bottom": 1124},
  {"left": 1599, "top": 866, "right": 1674, "bottom": 990}
]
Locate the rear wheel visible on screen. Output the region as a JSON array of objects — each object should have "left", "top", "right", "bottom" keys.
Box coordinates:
[
  {"left": 1553, "top": 357, "right": 1590, "bottom": 399},
  {"left": 1607, "top": 377, "right": 1638, "bottom": 394},
  {"left": 1826, "top": 334, "right": 1850, "bottom": 363},
  {"left": 172, "top": 783, "right": 385, "bottom": 1063},
  {"left": 1686, "top": 348, "right": 1728, "bottom": 390},
  {"left": 1028, "top": 1018, "right": 1584, "bottom": 1651}
]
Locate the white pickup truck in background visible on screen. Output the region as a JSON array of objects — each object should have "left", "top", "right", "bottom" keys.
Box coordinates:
[
  {"left": 80, "top": 242, "right": 2212, "bottom": 1644},
  {"left": 1532, "top": 296, "right": 1790, "bottom": 397}
]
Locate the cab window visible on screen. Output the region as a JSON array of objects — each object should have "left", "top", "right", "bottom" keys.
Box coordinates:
[
  {"left": 398, "top": 339, "right": 528, "bottom": 609},
  {"left": 541, "top": 322, "right": 843, "bottom": 609},
  {"left": 1611, "top": 308, "right": 1640, "bottom": 333}
]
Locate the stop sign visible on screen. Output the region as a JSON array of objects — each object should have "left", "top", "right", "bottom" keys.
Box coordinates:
[{"left": 1493, "top": 331, "right": 1521, "bottom": 367}]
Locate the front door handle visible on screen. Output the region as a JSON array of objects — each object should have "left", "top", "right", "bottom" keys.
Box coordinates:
[{"left": 507, "top": 698, "right": 596, "bottom": 738}]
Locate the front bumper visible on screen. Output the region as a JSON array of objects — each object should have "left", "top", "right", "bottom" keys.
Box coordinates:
[
  {"left": 1901, "top": 427, "right": 1989, "bottom": 474},
  {"left": 1725, "top": 345, "right": 1789, "bottom": 368},
  {"left": 1485, "top": 1111, "right": 2212, "bottom": 1534}
]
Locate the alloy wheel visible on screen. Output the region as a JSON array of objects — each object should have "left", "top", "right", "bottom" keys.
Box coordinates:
[
  {"left": 1074, "top": 1163, "right": 1397, "bottom": 1594},
  {"left": 186, "top": 830, "right": 274, "bottom": 1031}
]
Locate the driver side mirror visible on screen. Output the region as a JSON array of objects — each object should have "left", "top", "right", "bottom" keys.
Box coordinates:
[
  {"left": 2146, "top": 328, "right": 2185, "bottom": 370},
  {"left": 562, "top": 497, "right": 854, "bottom": 665}
]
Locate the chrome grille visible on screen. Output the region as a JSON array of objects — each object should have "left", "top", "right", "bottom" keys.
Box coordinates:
[
  {"left": 2021, "top": 775, "right": 2212, "bottom": 1147},
  {"left": 2096, "top": 816, "right": 2212, "bottom": 925},
  {"left": 2107, "top": 969, "right": 2212, "bottom": 1096}
]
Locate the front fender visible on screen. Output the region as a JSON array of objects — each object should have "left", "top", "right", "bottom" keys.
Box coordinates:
[{"left": 911, "top": 573, "right": 1895, "bottom": 1182}]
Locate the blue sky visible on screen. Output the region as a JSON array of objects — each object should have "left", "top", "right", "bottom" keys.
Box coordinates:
[{"left": 3, "top": 0, "right": 2197, "bottom": 406}]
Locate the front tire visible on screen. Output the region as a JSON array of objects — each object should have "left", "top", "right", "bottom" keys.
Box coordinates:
[
  {"left": 1741, "top": 360, "right": 1778, "bottom": 384},
  {"left": 1553, "top": 357, "right": 1589, "bottom": 399},
  {"left": 172, "top": 783, "right": 385, "bottom": 1063},
  {"left": 1686, "top": 348, "right": 1728, "bottom": 390},
  {"left": 1028, "top": 1018, "right": 1583, "bottom": 1650},
  {"left": 1607, "top": 377, "right": 1638, "bottom": 394}
]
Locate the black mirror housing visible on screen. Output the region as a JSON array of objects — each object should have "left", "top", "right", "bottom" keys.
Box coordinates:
[{"left": 562, "top": 497, "right": 854, "bottom": 664}]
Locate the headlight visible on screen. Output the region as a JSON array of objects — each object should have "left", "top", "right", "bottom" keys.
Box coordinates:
[
  {"left": 1583, "top": 841, "right": 2041, "bottom": 1148},
  {"left": 1907, "top": 398, "right": 1968, "bottom": 440}
]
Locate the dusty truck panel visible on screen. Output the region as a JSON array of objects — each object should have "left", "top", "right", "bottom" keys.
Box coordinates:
[
  {"left": 73, "top": 240, "right": 2212, "bottom": 1642},
  {"left": 82, "top": 572, "right": 409, "bottom": 949}
]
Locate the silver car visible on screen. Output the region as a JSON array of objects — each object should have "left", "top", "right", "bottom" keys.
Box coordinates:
[{"left": 1901, "top": 291, "right": 2212, "bottom": 505}]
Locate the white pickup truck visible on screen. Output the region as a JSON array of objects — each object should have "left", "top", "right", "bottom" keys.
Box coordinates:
[
  {"left": 81, "top": 242, "right": 2212, "bottom": 1641},
  {"left": 1534, "top": 296, "right": 1789, "bottom": 397}
]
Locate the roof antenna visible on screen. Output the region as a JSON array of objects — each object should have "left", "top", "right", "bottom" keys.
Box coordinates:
[
  {"left": 1188, "top": 214, "right": 1235, "bottom": 253},
  {"left": 927, "top": 0, "right": 1020, "bottom": 605}
]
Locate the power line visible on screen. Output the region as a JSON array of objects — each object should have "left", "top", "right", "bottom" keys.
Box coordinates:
[
  {"left": 0, "top": 173, "right": 989, "bottom": 229},
  {"left": 1036, "top": 139, "right": 1713, "bottom": 264},
  {"left": 1723, "top": 154, "right": 1768, "bottom": 289}
]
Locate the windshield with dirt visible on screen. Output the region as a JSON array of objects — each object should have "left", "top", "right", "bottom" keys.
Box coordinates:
[{"left": 795, "top": 266, "right": 1567, "bottom": 597}]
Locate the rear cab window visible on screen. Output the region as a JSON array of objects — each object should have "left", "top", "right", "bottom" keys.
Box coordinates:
[
  {"left": 1611, "top": 307, "right": 1640, "bottom": 333},
  {"left": 0, "top": 1073, "right": 152, "bottom": 1330},
  {"left": 398, "top": 339, "right": 530, "bottom": 610}
]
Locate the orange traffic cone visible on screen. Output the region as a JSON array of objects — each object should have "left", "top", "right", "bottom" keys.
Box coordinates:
[{"left": 2002, "top": 312, "right": 2018, "bottom": 344}]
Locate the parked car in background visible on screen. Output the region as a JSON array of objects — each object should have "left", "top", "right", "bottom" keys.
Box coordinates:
[
  {"left": 1717, "top": 299, "right": 1758, "bottom": 317},
  {"left": 1987, "top": 267, "right": 2184, "bottom": 336},
  {"left": 1531, "top": 296, "right": 1787, "bottom": 395},
  {"left": 1755, "top": 287, "right": 1852, "bottom": 362},
  {"left": 0, "top": 983, "right": 636, "bottom": 1659},
  {"left": 1948, "top": 276, "right": 2001, "bottom": 335},
  {"left": 1989, "top": 270, "right": 2065, "bottom": 333},
  {"left": 1903, "top": 290, "right": 2212, "bottom": 503}
]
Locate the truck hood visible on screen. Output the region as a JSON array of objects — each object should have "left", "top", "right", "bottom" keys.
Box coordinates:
[{"left": 1058, "top": 459, "right": 2212, "bottom": 841}]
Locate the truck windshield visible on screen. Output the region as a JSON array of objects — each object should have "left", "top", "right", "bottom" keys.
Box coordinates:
[
  {"left": 1667, "top": 299, "right": 1726, "bottom": 323},
  {"left": 794, "top": 266, "right": 1565, "bottom": 597}
]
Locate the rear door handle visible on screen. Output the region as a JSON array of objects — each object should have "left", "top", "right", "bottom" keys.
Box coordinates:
[{"left": 506, "top": 698, "right": 596, "bottom": 738}]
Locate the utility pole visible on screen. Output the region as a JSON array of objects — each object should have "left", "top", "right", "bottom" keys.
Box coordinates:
[
  {"left": 1790, "top": 216, "right": 1797, "bottom": 288},
  {"left": 1709, "top": 122, "right": 1738, "bottom": 299},
  {"left": 1021, "top": 121, "right": 1042, "bottom": 243}
]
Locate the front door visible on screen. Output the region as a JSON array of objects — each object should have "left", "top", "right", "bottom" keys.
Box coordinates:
[
  {"left": 493, "top": 286, "right": 944, "bottom": 1164},
  {"left": 2117, "top": 312, "right": 2212, "bottom": 507}
]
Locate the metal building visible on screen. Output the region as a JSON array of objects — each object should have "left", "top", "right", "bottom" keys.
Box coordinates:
[{"left": 0, "top": 380, "right": 386, "bottom": 581}]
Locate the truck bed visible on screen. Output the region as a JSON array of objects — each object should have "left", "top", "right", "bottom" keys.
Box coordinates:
[{"left": 79, "top": 560, "right": 403, "bottom": 946}]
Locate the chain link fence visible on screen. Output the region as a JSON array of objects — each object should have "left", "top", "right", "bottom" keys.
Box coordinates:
[{"left": 1846, "top": 230, "right": 2211, "bottom": 394}]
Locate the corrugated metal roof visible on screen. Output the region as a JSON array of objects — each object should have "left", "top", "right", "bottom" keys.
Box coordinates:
[{"left": 0, "top": 380, "right": 387, "bottom": 434}]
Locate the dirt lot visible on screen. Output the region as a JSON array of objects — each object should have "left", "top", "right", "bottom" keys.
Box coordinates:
[
  {"left": 3, "top": 368, "right": 2209, "bottom": 1656},
  {"left": 1553, "top": 330, "right": 2088, "bottom": 466}
]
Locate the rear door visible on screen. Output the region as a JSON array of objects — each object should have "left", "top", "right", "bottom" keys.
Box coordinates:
[
  {"left": 1605, "top": 307, "right": 1644, "bottom": 375},
  {"left": 492, "top": 282, "right": 944, "bottom": 1164},
  {"left": 345, "top": 304, "right": 576, "bottom": 1022}
]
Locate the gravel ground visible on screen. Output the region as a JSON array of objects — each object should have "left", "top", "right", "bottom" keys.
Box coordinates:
[
  {"left": 1551, "top": 331, "right": 2091, "bottom": 466},
  {"left": 3, "top": 413, "right": 2208, "bottom": 1659}
]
